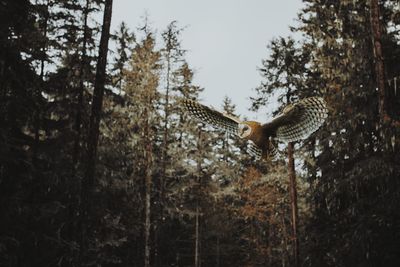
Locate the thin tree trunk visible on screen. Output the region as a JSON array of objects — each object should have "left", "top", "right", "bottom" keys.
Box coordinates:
[
  {"left": 73, "top": 0, "right": 90, "bottom": 167},
  {"left": 79, "top": 0, "right": 113, "bottom": 264},
  {"left": 195, "top": 201, "right": 200, "bottom": 267},
  {"left": 154, "top": 50, "right": 171, "bottom": 266},
  {"left": 195, "top": 129, "right": 202, "bottom": 267},
  {"left": 216, "top": 236, "right": 220, "bottom": 267},
  {"left": 288, "top": 142, "right": 299, "bottom": 267},
  {"left": 370, "top": 0, "right": 386, "bottom": 124},
  {"left": 161, "top": 49, "right": 171, "bottom": 195},
  {"left": 144, "top": 105, "right": 153, "bottom": 267},
  {"left": 161, "top": 50, "right": 171, "bottom": 180}
]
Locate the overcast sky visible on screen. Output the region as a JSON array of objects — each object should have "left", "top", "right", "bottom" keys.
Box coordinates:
[{"left": 111, "top": 0, "right": 304, "bottom": 120}]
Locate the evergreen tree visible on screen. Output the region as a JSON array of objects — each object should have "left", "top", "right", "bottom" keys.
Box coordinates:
[
  {"left": 110, "top": 21, "right": 135, "bottom": 93},
  {"left": 295, "top": 1, "right": 400, "bottom": 266},
  {"left": 123, "top": 28, "right": 162, "bottom": 267},
  {"left": 80, "top": 0, "right": 113, "bottom": 264}
]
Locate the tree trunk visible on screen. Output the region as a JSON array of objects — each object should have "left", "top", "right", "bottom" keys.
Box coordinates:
[
  {"left": 370, "top": 0, "right": 387, "bottom": 123},
  {"left": 154, "top": 49, "right": 171, "bottom": 266},
  {"left": 143, "top": 58, "right": 156, "bottom": 267},
  {"left": 288, "top": 142, "right": 299, "bottom": 267},
  {"left": 144, "top": 105, "right": 153, "bottom": 267},
  {"left": 73, "top": 0, "right": 90, "bottom": 167},
  {"left": 195, "top": 129, "right": 202, "bottom": 267},
  {"left": 195, "top": 201, "right": 200, "bottom": 267},
  {"left": 79, "top": 0, "right": 113, "bottom": 263},
  {"left": 161, "top": 49, "right": 171, "bottom": 181},
  {"left": 216, "top": 236, "right": 220, "bottom": 267}
]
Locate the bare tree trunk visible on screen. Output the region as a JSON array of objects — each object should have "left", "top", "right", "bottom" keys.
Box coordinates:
[
  {"left": 79, "top": 0, "right": 113, "bottom": 264},
  {"left": 195, "top": 201, "right": 200, "bottom": 267},
  {"left": 154, "top": 49, "right": 171, "bottom": 266},
  {"left": 370, "top": 0, "right": 386, "bottom": 124},
  {"left": 73, "top": 0, "right": 90, "bottom": 167},
  {"left": 194, "top": 129, "right": 202, "bottom": 267},
  {"left": 144, "top": 105, "right": 153, "bottom": 267},
  {"left": 216, "top": 236, "right": 220, "bottom": 267},
  {"left": 288, "top": 142, "right": 299, "bottom": 267},
  {"left": 161, "top": 49, "right": 171, "bottom": 181}
]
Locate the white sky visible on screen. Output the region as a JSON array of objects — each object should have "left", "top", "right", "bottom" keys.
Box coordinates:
[{"left": 111, "top": 0, "right": 304, "bottom": 121}]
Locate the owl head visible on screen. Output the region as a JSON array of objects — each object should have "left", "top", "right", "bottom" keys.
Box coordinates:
[
  {"left": 238, "top": 122, "right": 252, "bottom": 138},
  {"left": 238, "top": 121, "right": 262, "bottom": 139}
]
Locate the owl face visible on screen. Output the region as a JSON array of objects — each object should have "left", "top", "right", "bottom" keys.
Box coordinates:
[{"left": 238, "top": 123, "right": 252, "bottom": 139}]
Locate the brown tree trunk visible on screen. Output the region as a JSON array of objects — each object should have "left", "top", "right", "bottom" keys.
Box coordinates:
[
  {"left": 370, "top": 0, "right": 387, "bottom": 124},
  {"left": 154, "top": 50, "right": 171, "bottom": 266},
  {"left": 194, "top": 129, "right": 202, "bottom": 267},
  {"left": 79, "top": 0, "right": 113, "bottom": 264},
  {"left": 161, "top": 50, "right": 171, "bottom": 180},
  {"left": 195, "top": 201, "right": 200, "bottom": 267},
  {"left": 144, "top": 104, "right": 153, "bottom": 267},
  {"left": 288, "top": 142, "right": 299, "bottom": 267},
  {"left": 216, "top": 236, "right": 220, "bottom": 267}
]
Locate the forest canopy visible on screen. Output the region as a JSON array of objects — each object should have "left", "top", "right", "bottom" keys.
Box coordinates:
[{"left": 0, "top": 0, "right": 400, "bottom": 266}]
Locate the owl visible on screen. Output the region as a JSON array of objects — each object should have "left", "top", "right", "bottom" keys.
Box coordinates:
[{"left": 183, "top": 97, "right": 328, "bottom": 161}]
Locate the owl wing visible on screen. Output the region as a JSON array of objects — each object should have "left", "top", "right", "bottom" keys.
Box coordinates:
[
  {"left": 183, "top": 99, "right": 241, "bottom": 135},
  {"left": 266, "top": 97, "right": 328, "bottom": 143}
]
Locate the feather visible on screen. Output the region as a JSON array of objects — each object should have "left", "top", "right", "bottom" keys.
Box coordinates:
[
  {"left": 183, "top": 99, "right": 240, "bottom": 135},
  {"left": 268, "top": 140, "right": 279, "bottom": 161},
  {"left": 275, "top": 97, "right": 328, "bottom": 143},
  {"left": 247, "top": 141, "right": 262, "bottom": 160}
]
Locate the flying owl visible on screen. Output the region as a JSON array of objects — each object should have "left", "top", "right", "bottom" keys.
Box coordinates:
[{"left": 183, "top": 97, "right": 328, "bottom": 161}]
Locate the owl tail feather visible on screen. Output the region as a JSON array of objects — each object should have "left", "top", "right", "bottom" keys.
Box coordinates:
[{"left": 276, "top": 97, "right": 328, "bottom": 143}]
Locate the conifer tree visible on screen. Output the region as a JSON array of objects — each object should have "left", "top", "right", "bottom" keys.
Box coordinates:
[
  {"left": 123, "top": 28, "right": 162, "bottom": 267},
  {"left": 80, "top": 0, "right": 113, "bottom": 264},
  {"left": 111, "top": 21, "right": 134, "bottom": 93},
  {"left": 295, "top": 1, "right": 400, "bottom": 265},
  {"left": 251, "top": 36, "right": 312, "bottom": 266}
]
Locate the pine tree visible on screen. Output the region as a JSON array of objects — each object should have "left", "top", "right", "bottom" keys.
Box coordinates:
[
  {"left": 80, "top": 0, "right": 113, "bottom": 264},
  {"left": 295, "top": 1, "right": 400, "bottom": 266},
  {"left": 251, "top": 36, "right": 313, "bottom": 266},
  {"left": 123, "top": 28, "right": 162, "bottom": 267},
  {"left": 110, "top": 21, "right": 134, "bottom": 93}
]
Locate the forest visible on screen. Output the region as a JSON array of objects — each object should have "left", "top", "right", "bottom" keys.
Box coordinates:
[{"left": 1, "top": 0, "right": 400, "bottom": 266}]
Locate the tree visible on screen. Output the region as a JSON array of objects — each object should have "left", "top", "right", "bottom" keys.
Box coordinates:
[
  {"left": 123, "top": 28, "right": 162, "bottom": 267},
  {"left": 80, "top": 0, "right": 113, "bottom": 264},
  {"left": 110, "top": 21, "right": 135, "bottom": 93},
  {"left": 73, "top": 0, "right": 92, "bottom": 168},
  {"left": 251, "top": 36, "right": 312, "bottom": 266},
  {"left": 296, "top": 1, "right": 400, "bottom": 266}
]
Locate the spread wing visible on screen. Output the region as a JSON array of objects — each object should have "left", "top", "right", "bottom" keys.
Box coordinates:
[
  {"left": 183, "top": 99, "right": 241, "bottom": 135},
  {"left": 266, "top": 97, "right": 328, "bottom": 143}
]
